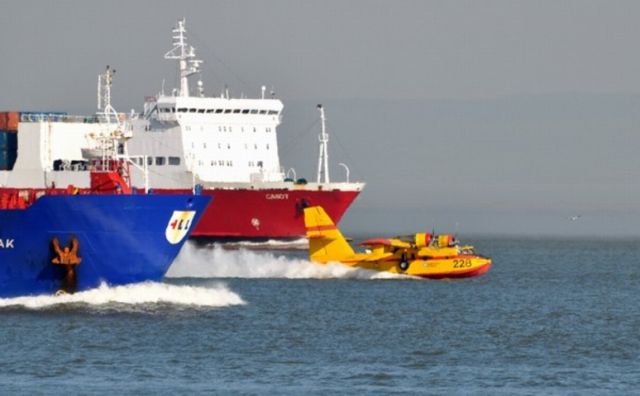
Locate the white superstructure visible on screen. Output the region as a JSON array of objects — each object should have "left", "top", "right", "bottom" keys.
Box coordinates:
[
  {"left": 125, "top": 18, "right": 285, "bottom": 187},
  {"left": 0, "top": 19, "right": 363, "bottom": 195}
]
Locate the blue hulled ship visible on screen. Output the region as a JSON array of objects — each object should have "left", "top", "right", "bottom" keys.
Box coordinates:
[
  {"left": 0, "top": 192, "right": 210, "bottom": 297},
  {"left": 0, "top": 65, "right": 214, "bottom": 297}
]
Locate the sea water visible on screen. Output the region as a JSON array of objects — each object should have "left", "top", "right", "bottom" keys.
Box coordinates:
[{"left": 0, "top": 238, "right": 639, "bottom": 394}]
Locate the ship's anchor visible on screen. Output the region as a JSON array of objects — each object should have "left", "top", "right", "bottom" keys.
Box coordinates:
[{"left": 51, "top": 237, "right": 82, "bottom": 294}]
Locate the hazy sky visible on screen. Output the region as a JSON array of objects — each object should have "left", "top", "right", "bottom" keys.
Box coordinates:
[{"left": 2, "top": 1, "right": 640, "bottom": 235}]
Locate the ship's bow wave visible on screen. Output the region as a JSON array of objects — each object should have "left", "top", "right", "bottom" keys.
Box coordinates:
[{"left": 0, "top": 282, "right": 245, "bottom": 310}]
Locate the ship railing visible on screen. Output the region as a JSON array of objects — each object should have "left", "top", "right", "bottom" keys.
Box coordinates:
[{"left": 20, "top": 113, "right": 130, "bottom": 124}]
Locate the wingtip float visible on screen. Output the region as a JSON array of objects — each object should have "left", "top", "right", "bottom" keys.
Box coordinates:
[{"left": 304, "top": 206, "right": 491, "bottom": 279}]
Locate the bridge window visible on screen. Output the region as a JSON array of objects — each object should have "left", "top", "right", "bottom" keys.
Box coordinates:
[
  {"left": 147, "top": 157, "right": 153, "bottom": 166},
  {"left": 233, "top": 109, "right": 241, "bottom": 114},
  {"left": 215, "top": 109, "right": 223, "bottom": 113},
  {"left": 198, "top": 109, "right": 205, "bottom": 113},
  {"left": 224, "top": 109, "right": 231, "bottom": 113},
  {"left": 177, "top": 108, "right": 187, "bottom": 112},
  {"left": 242, "top": 109, "right": 250, "bottom": 114},
  {"left": 250, "top": 109, "right": 258, "bottom": 114},
  {"left": 268, "top": 110, "right": 278, "bottom": 115},
  {"left": 206, "top": 109, "right": 214, "bottom": 113},
  {"left": 189, "top": 108, "right": 197, "bottom": 113},
  {"left": 259, "top": 110, "right": 267, "bottom": 114},
  {"left": 168, "top": 157, "right": 181, "bottom": 165},
  {"left": 155, "top": 157, "right": 166, "bottom": 166}
]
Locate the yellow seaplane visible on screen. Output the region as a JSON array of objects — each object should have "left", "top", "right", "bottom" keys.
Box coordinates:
[{"left": 304, "top": 206, "right": 491, "bottom": 279}]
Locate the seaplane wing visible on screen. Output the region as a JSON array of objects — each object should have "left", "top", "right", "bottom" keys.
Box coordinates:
[{"left": 360, "top": 238, "right": 411, "bottom": 249}]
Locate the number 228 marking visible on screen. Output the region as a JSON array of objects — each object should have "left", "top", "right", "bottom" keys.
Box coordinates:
[{"left": 453, "top": 259, "right": 472, "bottom": 268}]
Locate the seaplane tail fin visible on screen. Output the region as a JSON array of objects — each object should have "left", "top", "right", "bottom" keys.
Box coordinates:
[{"left": 304, "top": 206, "right": 355, "bottom": 261}]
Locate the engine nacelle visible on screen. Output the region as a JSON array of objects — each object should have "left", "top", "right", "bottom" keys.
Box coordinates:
[
  {"left": 414, "top": 233, "right": 433, "bottom": 248},
  {"left": 437, "top": 234, "right": 456, "bottom": 248}
]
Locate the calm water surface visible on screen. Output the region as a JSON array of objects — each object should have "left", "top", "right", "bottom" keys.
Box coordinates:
[{"left": 1, "top": 237, "right": 639, "bottom": 394}]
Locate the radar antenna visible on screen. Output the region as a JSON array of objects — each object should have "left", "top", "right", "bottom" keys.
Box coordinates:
[{"left": 164, "top": 18, "right": 204, "bottom": 97}]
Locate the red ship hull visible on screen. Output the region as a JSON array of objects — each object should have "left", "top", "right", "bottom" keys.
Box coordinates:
[{"left": 154, "top": 187, "right": 361, "bottom": 239}]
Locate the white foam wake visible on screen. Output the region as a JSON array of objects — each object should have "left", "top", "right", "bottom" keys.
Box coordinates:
[
  {"left": 217, "top": 238, "right": 309, "bottom": 251},
  {"left": 169, "top": 243, "right": 412, "bottom": 280},
  {"left": 0, "top": 282, "right": 245, "bottom": 310}
]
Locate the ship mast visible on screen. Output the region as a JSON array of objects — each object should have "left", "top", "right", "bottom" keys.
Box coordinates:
[
  {"left": 97, "top": 65, "right": 117, "bottom": 123},
  {"left": 316, "top": 104, "right": 330, "bottom": 184},
  {"left": 164, "top": 18, "right": 203, "bottom": 97}
]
